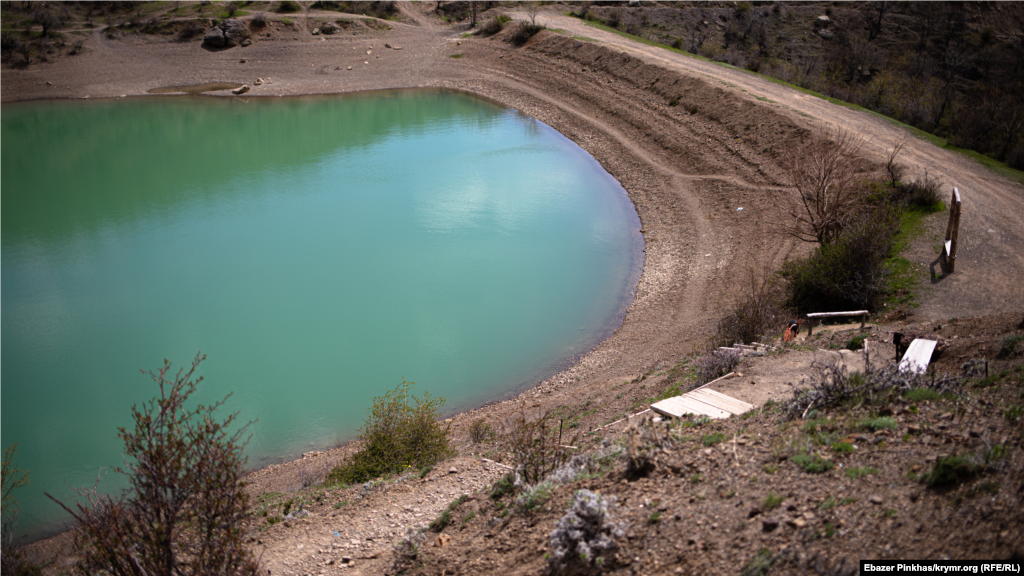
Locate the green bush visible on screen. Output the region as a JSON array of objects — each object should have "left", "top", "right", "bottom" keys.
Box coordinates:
[
  {"left": 509, "top": 21, "right": 544, "bottom": 46},
  {"left": 925, "top": 455, "right": 980, "bottom": 488},
  {"left": 477, "top": 14, "right": 509, "bottom": 37},
  {"left": 998, "top": 335, "right": 1024, "bottom": 358},
  {"left": 845, "top": 334, "right": 866, "bottom": 350},
  {"left": 276, "top": 0, "right": 301, "bottom": 13},
  {"left": 327, "top": 378, "right": 453, "bottom": 485},
  {"left": 781, "top": 209, "right": 899, "bottom": 314}
]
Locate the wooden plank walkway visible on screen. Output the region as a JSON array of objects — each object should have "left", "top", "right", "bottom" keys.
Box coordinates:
[
  {"left": 899, "top": 338, "right": 938, "bottom": 375},
  {"left": 651, "top": 386, "right": 754, "bottom": 420}
]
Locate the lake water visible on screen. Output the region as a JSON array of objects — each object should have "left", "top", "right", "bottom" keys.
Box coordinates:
[{"left": 1, "top": 90, "right": 641, "bottom": 541}]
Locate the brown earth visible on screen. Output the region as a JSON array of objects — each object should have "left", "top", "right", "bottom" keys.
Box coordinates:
[{"left": 7, "top": 3, "right": 1024, "bottom": 575}]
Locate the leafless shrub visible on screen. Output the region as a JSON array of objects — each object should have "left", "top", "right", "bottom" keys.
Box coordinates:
[
  {"left": 771, "top": 125, "right": 870, "bottom": 245},
  {"left": 713, "top": 267, "right": 792, "bottom": 347},
  {"left": 548, "top": 490, "right": 624, "bottom": 573},
  {"left": 695, "top": 348, "right": 741, "bottom": 385},
  {"left": 47, "top": 352, "right": 260, "bottom": 576},
  {"left": 624, "top": 417, "right": 673, "bottom": 479},
  {"left": 883, "top": 136, "right": 907, "bottom": 191},
  {"left": 469, "top": 418, "right": 493, "bottom": 444},
  {"left": 251, "top": 13, "right": 268, "bottom": 28},
  {"left": 784, "top": 358, "right": 962, "bottom": 419},
  {"left": 503, "top": 406, "right": 577, "bottom": 487}
]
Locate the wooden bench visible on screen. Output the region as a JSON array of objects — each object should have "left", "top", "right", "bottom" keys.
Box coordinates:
[
  {"left": 898, "top": 338, "right": 938, "bottom": 375},
  {"left": 805, "top": 310, "right": 869, "bottom": 336}
]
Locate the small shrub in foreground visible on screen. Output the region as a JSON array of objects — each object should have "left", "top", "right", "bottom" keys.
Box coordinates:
[
  {"left": 327, "top": 378, "right": 453, "bottom": 485},
  {"left": 762, "top": 492, "right": 784, "bottom": 509},
  {"left": 548, "top": 490, "right": 623, "bottom": 572},
  {"left": 503, "top": 407, "right": 577, "bottom": 486}
]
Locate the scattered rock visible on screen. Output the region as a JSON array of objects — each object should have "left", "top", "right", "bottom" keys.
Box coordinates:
[
  {"left": 869, "top": 495, "right": 884, "bottom": 505},
  {"left": 321, "top": 22, "right": 342, "bottom": 35},
  {"left": 239, "top": 58, "right": 247, "bottom": 63},
  {"left": 433, "top": 533, "right": 452, "bottom": 547},
  {"left": 787, "top": 518, "right": 807, "bottom": 529},
  {"left": 346, "top": 66, "right": 352, "bottom": 70},
  {"left": 449, "top": 467, "right": 458, "bottom": 474},
  {"left": 816, "top": 15, "right": 831, "bottom": 26},
  {"left": 241, "top": 38, "right": 251, "bottom": 47},
  {"left": 762, "top": 518, "right": 779, "bottom": 532},
  {"left": 232, "top": 84, "right": 250, "bottom": 95},
  {"left": 628, "top": 0, "right": 641, "bottom": 6},
  {"left": 818, "top": 29, "right": 834, "bottom": 40},
  {"left": 254, "top": 78, "right": 264, "bottom": 85},
  {"left": 312, "top": 28, "right": 320, "bottom": 35},
  {"left": 385, "top": 43, "right": 392, "bottom": 48}
]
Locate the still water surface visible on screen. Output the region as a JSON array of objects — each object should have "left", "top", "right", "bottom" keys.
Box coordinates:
[{"left": 1, "top": 90, "right": 641, "bottom": 540}]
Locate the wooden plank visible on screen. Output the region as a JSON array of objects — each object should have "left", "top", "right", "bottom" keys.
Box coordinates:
[
  {"left": 651, "top": 396, "right": 730, "bottom": 419},
  {"left": 691, "top": 388, "right": 754, "bottom": 415},
  {"left": 806, "top": 310, "right": 869, "bottom": 318},
  {"left": 899, "top": 339, "right": 937, "bottom": 374}
]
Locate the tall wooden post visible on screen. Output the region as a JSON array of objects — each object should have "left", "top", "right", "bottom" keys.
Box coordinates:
[{"left": 944, "top": 188, "right": 962, "bottom": 273}]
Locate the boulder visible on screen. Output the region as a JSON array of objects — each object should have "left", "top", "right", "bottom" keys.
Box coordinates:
[
  {"left": 321, "top": 22, "right": 342, "bottom": 35},
  {"left": 232, "top": 84, "right": 250, "bottom": 95},
  {"left": 818, "top": 28, "right": 834, "bottom": 40},
  {"left": 203, "top": 26, "right": 226, "bottom": 48},
  {"left": 203, "top": 18, "right": 250, "bottom": 48},
  {"left": 816, "top": 15, "right": 831, "bottom": 26}
]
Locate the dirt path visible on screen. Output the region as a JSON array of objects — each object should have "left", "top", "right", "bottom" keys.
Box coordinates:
[{"left": 521, "top": 10, "right": 1024, "bottom": 323}]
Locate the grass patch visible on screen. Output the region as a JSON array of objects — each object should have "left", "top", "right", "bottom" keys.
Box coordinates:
[
  {"left": 762, "top": 492, "right": 784, "bottom": 509},
  {"left": 790, "top": 454, "right": 834, "bottom": 474},
  {"left": 831, "top": 441, "right": 855, "bottom": 454},
  {"left": 845, "top": 467, "right": 878, "bottom": 481},
  {"left": 740, "top": 548, "right": 775, "bottom": 576},
  {"left": 904, "top": 388, "right": 943, "bottom": 402},
  {"left": 859, "top": 416, "right": 897, "bottom": 432},
  {"left": 429, "top": 495, "right": 470, "bottom": 531},
  {"left": 1005, "top": 405, "right": 1023, "bottom": 423},
  {"left": 448, "top": 53, "right": 463, "bottom": 59},
  {"left": 572, "top": 36, "right": 597, "bottom": 42},
  {"left": 701, "top": 433, "right": 726, "bottom": 447}
]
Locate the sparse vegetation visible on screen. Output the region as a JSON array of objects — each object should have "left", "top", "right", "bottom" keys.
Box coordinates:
[
  {"left": 790, "top": 453, "right": 834, "bottom": 474},
  {"left": 695, "top": 348, "right": 741, "bottom": 384},
  {"left": 762, "top": 492, "right": 784, "bottom": 509}
]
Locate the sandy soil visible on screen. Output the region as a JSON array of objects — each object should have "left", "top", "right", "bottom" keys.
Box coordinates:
[{"left": 7, "top": 3, "right": 1023, "bottom": 574}]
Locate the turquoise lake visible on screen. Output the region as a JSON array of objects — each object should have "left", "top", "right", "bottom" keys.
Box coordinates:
[{"left": 0, "top": 90, "right": 642, "bottom": 541}]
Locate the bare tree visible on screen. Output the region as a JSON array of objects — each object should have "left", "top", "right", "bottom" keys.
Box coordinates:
[
  {"left": 48, "top": 352, "right": 260, "bottom": 576},
  {"left": 772, "top": 125, "right": 868, "bottom": 245},
  {"left": 884, "top": 136, "right": 907, "bottom": 191},
  {"left": 867, "top": 1, "right": 892, "bottom": 41},
  {"left": 528, "top": 3, "right": 538, "bottom": 26}
]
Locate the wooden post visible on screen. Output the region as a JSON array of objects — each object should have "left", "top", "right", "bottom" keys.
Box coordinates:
[
  {"left": 944, "top": 188, "right": 962, "bottom": 273},
  {"left": 860, "top": 312, "right": 866, "bottom": 330}
]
